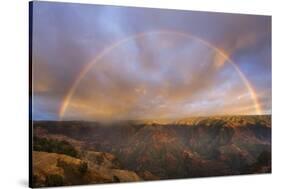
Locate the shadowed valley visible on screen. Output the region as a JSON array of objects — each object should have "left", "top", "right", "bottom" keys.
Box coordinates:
[{"left": 32, "top": 115, "right": 271, "bottom": 187}]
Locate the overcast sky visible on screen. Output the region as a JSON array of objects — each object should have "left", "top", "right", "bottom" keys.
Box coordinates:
[{"left": 31, "top": 1, "right": 271, "bottom": 121}]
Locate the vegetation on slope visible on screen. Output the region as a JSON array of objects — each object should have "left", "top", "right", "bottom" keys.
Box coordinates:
[{"left": 33, "top": 136, "right": 79, "bottom": 158}]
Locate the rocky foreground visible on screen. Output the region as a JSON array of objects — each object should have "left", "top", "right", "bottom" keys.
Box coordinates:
[
  {"left": 32, "top": 151, "right": 142, "bottom": 187},
  {"left": 32, "top": 115, "right": 271, "bottom": 187}
]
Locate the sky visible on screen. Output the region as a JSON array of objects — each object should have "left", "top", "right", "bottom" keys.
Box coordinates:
[{"left": 31, "top": 1, "right": 271, "bottom": 121}]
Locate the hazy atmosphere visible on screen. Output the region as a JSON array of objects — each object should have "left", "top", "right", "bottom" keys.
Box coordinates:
[{"left": 32, "top": 2, "right": 271, "bottom": 121}]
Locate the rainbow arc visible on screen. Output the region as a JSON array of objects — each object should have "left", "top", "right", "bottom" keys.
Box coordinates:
[{"left": 59, "top": 30, "right": 262, "bottom": 119}]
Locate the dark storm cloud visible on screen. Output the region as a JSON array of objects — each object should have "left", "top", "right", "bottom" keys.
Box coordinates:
[{"left": 32, "top": 1, "right": 271, "bottom": 121}]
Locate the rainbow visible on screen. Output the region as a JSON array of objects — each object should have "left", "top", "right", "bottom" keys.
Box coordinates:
[{"left": 59, "top": 30, "right": 262, "bottom": 119}]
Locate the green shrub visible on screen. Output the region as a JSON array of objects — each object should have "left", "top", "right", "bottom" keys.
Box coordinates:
[
  {"left": 45, "top": 174, "right": 64, "bottom": 187},
  {"left": 32, "top": 174, "right": 40, "bottom": 188},
  {"left": 33, "top": 137, "right": 78, "bottom": 157},
  {"left": 113, "top": 175, "right": 120, "bottom": 182},
  {"left": 78, "top": 161, "right": 88, "bottom": 175}
]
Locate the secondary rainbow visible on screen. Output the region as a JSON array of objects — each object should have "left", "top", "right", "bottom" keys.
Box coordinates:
[{"left": 59, "top": 30, "right": 262, "bottom": 119}]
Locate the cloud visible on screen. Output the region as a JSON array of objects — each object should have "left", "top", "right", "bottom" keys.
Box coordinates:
[{"left": 31, "top": 2, "right": 272, "bottom": 121}]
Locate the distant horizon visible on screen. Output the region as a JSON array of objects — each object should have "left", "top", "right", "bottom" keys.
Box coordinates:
[{"left": 32, "top": 113, "right": 272, "bottom": 123}]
